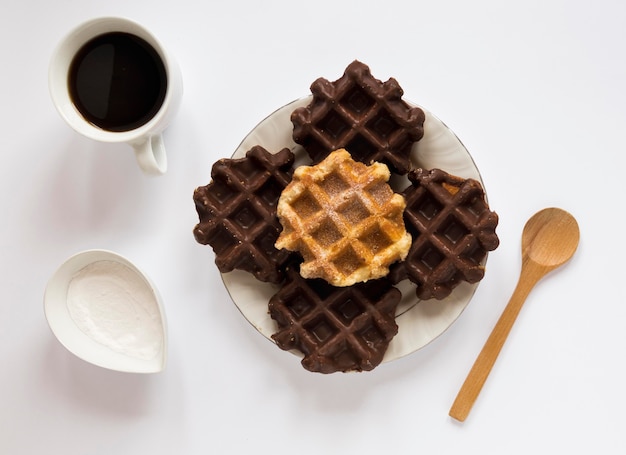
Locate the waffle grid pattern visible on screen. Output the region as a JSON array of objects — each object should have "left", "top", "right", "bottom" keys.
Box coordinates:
[
  {"left": 269, "top": 265, "right": 401, "bottom": 373},
  {"left": 193, "top": 146, "right": 296, "bottom": 284},
  {"left": 291, "top": 60, "right": 425, "bottom": 175},
  {"left": 390, "top": 168, "right": 499, "bottom": 300},
  {"left": 276, "top": 150, "right": 411, "bottom": 287}
]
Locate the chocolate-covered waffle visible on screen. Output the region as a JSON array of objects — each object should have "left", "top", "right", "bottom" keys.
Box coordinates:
[
  {"left": 389, "top": 168, "right": 499, "bottom": 300},
  {"left": 269, "top": 263, "right": 402, "bottom": 373},
  {"left": 291, "top": 60, "right": 425, "bottom": 175},
  {"left": 275, "top": 149, "right": 411, "bottom": 287},
  {"left": 193, "top": 146, "right": 296, "bottom": 284}
]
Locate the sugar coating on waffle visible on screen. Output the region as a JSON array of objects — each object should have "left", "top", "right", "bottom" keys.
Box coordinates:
[
  {"left": 269, "top": 263, "right": 401, "bottom": 373},
  {"left": 275, "top": 149, "right": 412, "bottom": 287},
  {"left": 389, "top": 168, "right": 499, "bottom": 300},
  {"left": 291, "top": 60, "right": 425, "bottom": 175},
  {"left": 193, "top": 146, "right": 296, "bottom": 284}
]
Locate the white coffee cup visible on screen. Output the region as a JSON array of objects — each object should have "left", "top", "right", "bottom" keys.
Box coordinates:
[{"left": 49, "top": 17, "right": 182, "bottom": 176}]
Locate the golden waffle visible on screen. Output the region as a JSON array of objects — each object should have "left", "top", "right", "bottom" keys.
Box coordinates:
[
  {"left": 389, "top": 168, "right": 499, "bottom": 300},
  {"left": 275, "top": 149, "right": 411, "bottom": 287}
]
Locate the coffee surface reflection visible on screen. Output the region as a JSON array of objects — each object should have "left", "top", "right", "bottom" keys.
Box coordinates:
[{"left": 68, "top": 32, "right": 167, "bottom": 132}]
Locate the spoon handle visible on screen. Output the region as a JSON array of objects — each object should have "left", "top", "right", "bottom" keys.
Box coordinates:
[{"left": 449, "top": 264, "right": 540, "bottom": 422}]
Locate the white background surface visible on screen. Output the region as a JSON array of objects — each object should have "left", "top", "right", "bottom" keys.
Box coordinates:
[{"left": 1, "top": 1, "right": 625, "bottom": 453}]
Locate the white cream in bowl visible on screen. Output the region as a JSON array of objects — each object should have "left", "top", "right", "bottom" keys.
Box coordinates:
[{"left": 44, "top": 250, "right": 167, "bottom": 373}]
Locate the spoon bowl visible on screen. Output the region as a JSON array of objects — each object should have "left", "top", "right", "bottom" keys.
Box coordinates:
[
  {"left": 522, "top": 207, "right": 580, "bottom": 269},
  {"left": 449, "top": 207, "right": 580, "bottom": 421}
]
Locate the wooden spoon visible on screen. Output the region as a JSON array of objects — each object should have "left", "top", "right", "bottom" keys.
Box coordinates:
[{"left": 449, "top": 207, "right": 580, "bottom": 422}]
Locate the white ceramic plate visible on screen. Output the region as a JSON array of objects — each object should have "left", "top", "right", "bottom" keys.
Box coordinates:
[
  {"left": 44, "top": 249, "right": 167, "bottom": 373},
  {"left": 221, "top": 96, "right": 485, "bottom": 363}
]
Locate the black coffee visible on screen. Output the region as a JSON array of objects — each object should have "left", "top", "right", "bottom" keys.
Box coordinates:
[{"left": 68, "top": 32, "right": 167, "bottom": 132}]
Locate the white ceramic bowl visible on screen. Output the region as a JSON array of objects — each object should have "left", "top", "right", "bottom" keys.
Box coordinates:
[{"left": 44, "top": 249, "right": 167, "bottom": 373}]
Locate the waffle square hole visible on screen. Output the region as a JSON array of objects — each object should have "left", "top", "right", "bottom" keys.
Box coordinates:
[
  {"left": 311, "top": 219, "right": 343, "bottom": 248},
  {"left": 291, "top": 189, "right": 322, "bottom": 219},
  {"left": 338, "top": 196, "right": 371, "bottom": 224},
  {"left": 319, "top": 171, "right": 350, "bottom": 196},
  {"left": 232, "top": 158, "right": 268, "bottom": 188},
  {"left": 440, "top": 215, "right": 470, "bottom": 245},
  {"left": 258, "top": 177, "right": 285, "bottom": 206},
  {"left": 359, "top": 225, "right": 393, "bottom": 254},
  {"left": 365, "top": 181, "right": 393, "bottom": 207},
  {"left": 415, "top": 243, "right": 445, "bottom": 271},
  {"left": 467, "top": 194, "right": 486, "bottom": 218},
  {"left": 232, "top": 250, "right": 258, "bottom": 272},
  {"left": 232, "top": 201, "right": 262, "bottom": 230},
  {"left": 209, "top": 225, "right": 239, "bottom": 255},
  {"left": 341, "top": 86, "right": 375, "bottom": 115},
  {"left": 207, "top": 179, "right": 236, "bottom": 205},
  {"left": 346, "top": 134, "right": 378, "bottom": 163},
  {"left": 412, "top": 193, "right": 443, "bottom": 221},
  {"left": 286, "top": 292, "right": 314, "bottom": 318},
  {"left": 462, "top": 241, "right": 488, "bottom": 266},
  {"left": 359, "top": 323, "right": 385, "bottom": 345},
  {"left": 305, "top": 315, "right": 338, "bottom": 344},
  {"left": 330, "top": 342, "right": 359, "bottom": 369},
  {"left": 333, "top": 245, "right": 364, "bottom": 277},
  {"left": 366, "top": 108, "right": 400, "bottom": 139},
  {"left": 257, "top": 225, "right": 281, "bottom": 256},
  {"left": 317, "top": 110, "right": 350, "bottom": 140},
  {"left": 331, "top": 297, "right": 364, "bottom": 325}
]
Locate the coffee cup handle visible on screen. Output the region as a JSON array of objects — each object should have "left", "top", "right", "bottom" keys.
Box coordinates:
[{"left": 133, "top": 135, "right": 168, "bottom": 176}]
